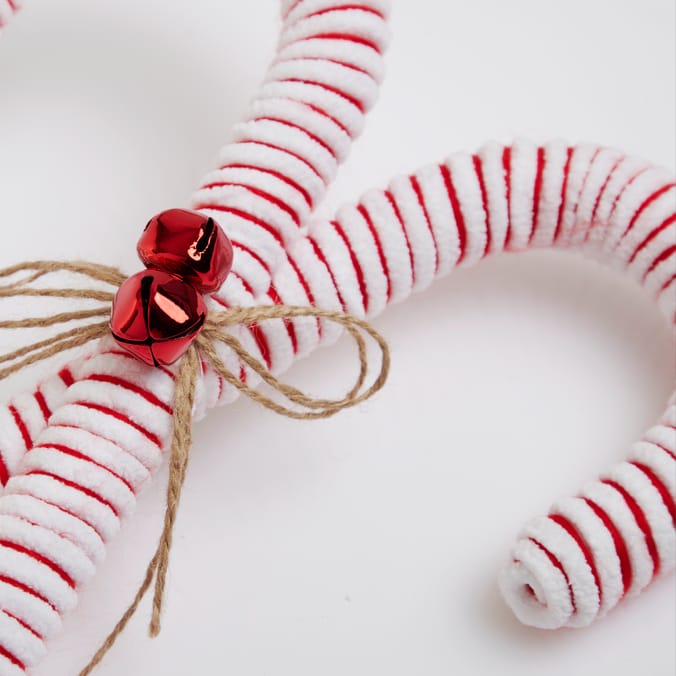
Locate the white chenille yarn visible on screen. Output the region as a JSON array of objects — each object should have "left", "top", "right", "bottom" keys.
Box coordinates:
[{"left": 0, "top": 1, "right": 675, "bottom": 674}]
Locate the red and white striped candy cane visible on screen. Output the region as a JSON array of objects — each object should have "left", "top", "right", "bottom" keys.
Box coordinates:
[
  {"left": 0, "top": 1, "right": 674, "bottom": 674},
  {"left": 0, "top": 2, "right": 391, "bottom": 673}
]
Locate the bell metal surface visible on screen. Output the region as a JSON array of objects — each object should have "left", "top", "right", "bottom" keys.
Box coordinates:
[
  {"left": 137, "top": 208, "right": 233, "bottom": 294},
  {"left": 110, "top": 269, "right": 207, "bottom": 366}
]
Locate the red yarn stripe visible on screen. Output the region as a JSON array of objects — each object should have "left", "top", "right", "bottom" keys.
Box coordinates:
[
  {"left": 572, "top": 147, "right": 601, "bottom": 234},
  {"left": 85, "top": 374, "right": 172, "bottom": 415},
  {"left": 618, "top": 183, "right": 676, "bottom": 245},
  {"left": 0, "top": 456, "right": 9, "bottom": 487},
  {"left": 628, "top": 213, "right": 676, "bottom": 264},
  {"left": 282, "top": 0, "right": 304, "bottom": 19},
  {"left": 586, "top": 155, "right": 624, "bottom": 241},
  {"left": 0, "top": 643, "right": 23, "bottom": 670},
  {"left": 553, "top": 147, "right": 573, "bottom": 242},
  {"left": 642, "top": 244, "right": 676, "bottom": 282},
  {"left": 101, "top": 349, "right": 176, "bottom": 380},
  {"left": 254, "top": 116, "right": 337, "bottom": 160},
  {"left": 71, "top": 401, "right": 162, "bottom": 449},
  {"left": 296, "top": 99, "right": 351, "bottom": 136},
  {"left": 658, "top": 273, "right": 676, "bottom": 294},
  {"left": 410, "top": 176, "right": 439, "bottom": 272},
  {"left": 229, "top": 239, "right": 272, "bottom": 274},
  {"left": 217, "top": 163, "right": 313, "bottom": 207},
  {"left": 200, "top": 180, "right": 301, "bottom": 225},
  {"left": 285, "top": 253, "right": 323, "bottom": 338},
  {"left": 308, "top": 236, "right": 347, "bottom": 311},
  {"left": 630, "top": 461, "right": 676, "bottom": 524},
  {"left": 249, "top": 325, "right": 273, "bottom": 368},
  {"left": 2, "top": 610, "right": 42, "bottom": 639},
  {"left": 236, "top": 138, "right": 326, "bottom": 181},
  {"left": 650, "top": 440, "right": 676, "bottom": 460},
  {"left": 22, "top": 490, "right": 106, "bottom": 543},
  {"left": 358, "top": 204, "right": 391, "bottom": 301},
  {"left": 385, "top": 190, "right": 416, "bottom": 285},
  {"left": 583, "top": 498, "right": 632, "bottom": 596},
  {"left": 268, "top": 285, "right": 298, "bottom": 354},
  {"left": 440, "top": 164, "right": 467, "bottom": 263},
  {"left": 230, "top": 271, "right": 256, "bottom": 296},
  {"left": 606, "top": 168, "right": 649, "bottom": 225},
  {"left": 26, "top": 470, "right": 120, "bottom": 517},
  {"left": 549, "top": 513, "right": 603, "bottom": 603},
  {"left": 305, "top": 5, "right": 386, "bottom": 19},
  {"left": 193, "top": 203, "right": 285, "bottom": 247},
  {"left": 602, "top": 479, "right": 660, "bottom": 577},
  {"left": 331, "top": 219, "right": 369, "bottom": 312},
  {"left": 278, "top": 77, "right": 365, "bottom": 113},
  {"left": 618, "top": 183, "right": 675, "bottom": 242},
  {"left": 0, "top": 539, "right": 75, "bottom": 588},
  {"left": 281, "top": 55, "right": 372, "bottom": 77},
  {"left": 502, "top": 147, "right": 513, "bottom": 246},
  {"left": 528, "top": 538, "right": 576, "bottom": 612},
  {"left": 58, "top": 366, "right": 74, "bottom": 387},
  {"left": 287, "top": 252, "right": 316, "bottom": 306},
  {"left": 299, "top": 32, "right": 381, "bottom": 54},
  {"left": 36, "top": 442, "right": 134, "bottom": 493},
  {"left": 0, "top": 573, "right": 56, "bottom": 610},
  {"left": 472, "top": 154, "right": 491, "bottom": 256},
  {"left": 530, "top": 146, "right": 546, "bottom": 244},
  {"left": 34, "top": 389, "right": 51, "bottom": 423},
  {"left": 261, "top": 96, "right": 352, "bottom": 137},
  {"left": 8, "top": 404, "right": 31, "bottom": 449}
]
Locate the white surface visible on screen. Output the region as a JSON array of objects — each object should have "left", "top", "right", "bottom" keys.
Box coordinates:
[{"left": 0, "top": 1, "right": 675, "bottom": 675}]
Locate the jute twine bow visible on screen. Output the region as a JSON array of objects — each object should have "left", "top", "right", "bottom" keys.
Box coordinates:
[{"left": 0, "top": 261, "right": 390, "bottom": 674}]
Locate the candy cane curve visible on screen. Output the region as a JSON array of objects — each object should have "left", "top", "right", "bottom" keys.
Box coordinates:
[{"left": 0, "top": 3, "right": 675, "bottom": 676}]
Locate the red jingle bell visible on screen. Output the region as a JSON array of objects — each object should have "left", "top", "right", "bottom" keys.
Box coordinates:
[
  {"left": 110, "top": 269, "right": 207, "bottom": 366},
  {"left": 137, "top": 208, "right": 233, "bottom": 294}
]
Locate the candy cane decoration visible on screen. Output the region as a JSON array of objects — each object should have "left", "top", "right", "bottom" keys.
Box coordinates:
[{"left": 0, "top": 1, "right": 674, "bottom": 674}]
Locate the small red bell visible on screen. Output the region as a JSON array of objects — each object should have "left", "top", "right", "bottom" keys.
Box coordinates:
[
  {"left": 110, "top": 269, "right": 207, "bottom": 366},
  {"left": 137, "top": 209, "right": 233, "bottom": 294}
]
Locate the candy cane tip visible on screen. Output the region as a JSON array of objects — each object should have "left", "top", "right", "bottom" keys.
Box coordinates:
[{"left": 498, "top": 542, "right": 576, "bottom": 630}]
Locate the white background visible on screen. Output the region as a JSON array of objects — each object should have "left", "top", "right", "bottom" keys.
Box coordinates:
[{"left": 0, "top": 1, "right": 675, "bottom": 675}]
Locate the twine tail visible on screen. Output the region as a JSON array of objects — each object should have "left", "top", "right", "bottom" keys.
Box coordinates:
[
  {"left": 78, "top": 552, "right": 160, "bottom": 676},
  {"left": 0, "top": 261, "right": 127, "bottom": 381},
  {"left": 149, "top": 344, "right": 199, "bottom": 636},
  {"left": 79, "top": 345, "right": 200, "bottom": 675}
]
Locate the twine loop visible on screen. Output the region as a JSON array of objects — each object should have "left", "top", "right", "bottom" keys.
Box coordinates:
[{"left": 0, "top": 261, "right": 390, "bottom": 674}]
